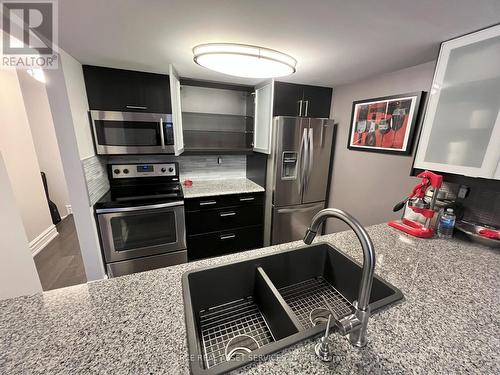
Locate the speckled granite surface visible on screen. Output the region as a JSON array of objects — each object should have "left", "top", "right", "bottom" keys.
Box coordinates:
[
  {"left": 1, "top": 225, "right": 499, "bottom": 374},
  {"left": 182, "top": 178, "right": 264, "bottom": 199}
]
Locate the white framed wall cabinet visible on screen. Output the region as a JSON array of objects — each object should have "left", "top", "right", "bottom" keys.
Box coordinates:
[
  {"left": 253, "top": 80, "right": 274, "bottom": 154},
  {"left": 169, "top": 64, "right": 184, "bottom": 156},
  {"left": 414, "top": 24, "right": 500, "bottom": 179}
]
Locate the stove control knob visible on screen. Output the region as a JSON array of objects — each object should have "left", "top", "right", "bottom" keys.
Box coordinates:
[
  {"left": 168, "top": 167, "right": 174, "bottom": 173},
  {"left": 123, "top": 169, "right": 129, "bottom": 174},
  {"left": 114, "top": 169, "right": 120, "bottom": 174},
  {"left": 161, "top": 168, "right": 166, "bottom": 173}
]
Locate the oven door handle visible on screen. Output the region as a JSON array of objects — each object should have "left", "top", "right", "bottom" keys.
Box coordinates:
[{"left": 96, "top": 200, "right": 184, "bottom": 214}]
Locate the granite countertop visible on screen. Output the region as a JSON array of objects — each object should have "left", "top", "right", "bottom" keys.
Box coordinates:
[
  {"left": 182, "top": 178, "right": 264, "bottom": 199},
  {"left": 1, "top": 224, "right": 499, "bottom": 374}
]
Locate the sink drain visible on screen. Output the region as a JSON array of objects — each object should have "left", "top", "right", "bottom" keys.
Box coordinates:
[
  {"left": 309, "top": 307, "right": 331, "bottom": 326},
  {"left": 225, "top": 334, "right": 260, "bottom": 361},
  {"left": 198, "top": 296, "right": 274, "bottom": 369},
  {"left": 278, "top": 276, "right": 354, "bottom": 329}
]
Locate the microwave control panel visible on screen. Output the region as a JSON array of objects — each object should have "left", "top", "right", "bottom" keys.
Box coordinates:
[{"left": 111, "top": 163, "right": 177, "bottom": 178}]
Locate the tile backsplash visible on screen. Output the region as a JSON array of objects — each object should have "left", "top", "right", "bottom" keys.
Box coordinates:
[
  {"left": 82, "top": 154, "right": 247, "bottom": 205},
  {"left": 179, "top": 155, "right": 246, "bottom": 180},
  {"left": 107, "top": 155, "right": 247, "bottom": 181},
  {"left": 461, "top": 188, "right": 500, "bottom": 227},
  {"left": 82, "top": 155, "right": 109, "bottom": 205},
  {"left": 443, "top": 181, "right": 500, "bottom": 227}
]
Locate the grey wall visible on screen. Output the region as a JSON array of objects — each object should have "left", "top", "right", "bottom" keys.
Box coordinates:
[{"left": 326, "top": 61, "right": 436, "bottom": 233}]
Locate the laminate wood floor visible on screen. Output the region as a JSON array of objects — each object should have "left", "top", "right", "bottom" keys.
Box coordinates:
[{"left": 34, "top": 215, "right": 87, "bottom": 291}]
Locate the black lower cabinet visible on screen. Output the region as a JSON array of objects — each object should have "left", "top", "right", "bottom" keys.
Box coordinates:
[
  {"left": 187, "top": 225, "right": 263, "bottom": 261},
  {"left": 186, "top": 204, "right": 263, "bottom": 235},
  {"left": 185, "top": 192, "right": 264, "bottom": 261}
]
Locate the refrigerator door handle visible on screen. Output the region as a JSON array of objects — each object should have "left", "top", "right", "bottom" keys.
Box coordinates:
[
  {"left": 307, "top": 127, "right": 314, "bottom": 186},
  {"left": 302, "top": 127, "right": 309, "bottom": 194},
  {"left": 297, "top": 127, "right": 307, "bottom": 195}
]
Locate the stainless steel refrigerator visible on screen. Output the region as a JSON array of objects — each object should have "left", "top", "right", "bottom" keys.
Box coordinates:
[{"left": 263, "top": 116, "right": 336, "bottom": 245}]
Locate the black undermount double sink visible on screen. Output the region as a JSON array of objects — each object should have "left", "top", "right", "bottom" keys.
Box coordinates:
[{"left": 182, "top": 243, "right": 404, "bottom": 374}]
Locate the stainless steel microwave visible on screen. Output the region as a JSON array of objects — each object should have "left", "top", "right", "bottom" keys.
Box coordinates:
[{"left": 90, "top": 110, "right": 174, "bottom": 155}]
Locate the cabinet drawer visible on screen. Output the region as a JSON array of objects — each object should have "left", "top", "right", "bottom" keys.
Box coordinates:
[
  {"left": 187, "top": 225, "right": 263, "bottom": 261},
  {"left": 185, "top": 193, "right": 264, "bottom": 211},
  {"left": 186, "top": 204, "right": 263, "bottom": 235}
]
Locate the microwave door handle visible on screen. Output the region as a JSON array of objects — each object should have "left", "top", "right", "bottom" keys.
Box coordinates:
[{"left": 159, "top": 117, "right": 165, "bottom": 150}]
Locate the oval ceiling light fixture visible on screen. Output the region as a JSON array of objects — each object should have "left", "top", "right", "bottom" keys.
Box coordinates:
[{"left": 193, "top": 43, "right": 297, "bottom": 79}]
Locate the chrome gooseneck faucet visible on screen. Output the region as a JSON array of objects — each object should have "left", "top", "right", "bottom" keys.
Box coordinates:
[{"left": 303, "top": 208, "right": 376, "bottom": 348}]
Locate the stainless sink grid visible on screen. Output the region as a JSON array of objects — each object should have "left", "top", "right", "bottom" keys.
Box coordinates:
[
  {"left": 278, "top": 276, "right": 354, "bottom": 329},
  {"left": 198, "top": 296, "right": 275, "bottom": 369}
]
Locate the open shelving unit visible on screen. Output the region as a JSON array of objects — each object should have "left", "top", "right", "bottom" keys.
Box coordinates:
[{"left": 180, "top": 82, "right": 254, "bottom": 153}]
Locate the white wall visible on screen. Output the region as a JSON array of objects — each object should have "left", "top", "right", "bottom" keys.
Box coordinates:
[
  {"left": 0, "top": 152, "right": 42, "bottom": 300},
  {"left": 0, "top": 69, "right": 54, "bottom": 243},
  {"left": 44, "top": 51, "right": 106, "bottom": 281},
  {"left": 326, "top": 61, "right": 436, "bottom": 233},
  {"left": 61, "top": 51, "right": 95, "bottom": 160},
  {"left": 17, "top": 70, "right": 71, "bottom": 217}
]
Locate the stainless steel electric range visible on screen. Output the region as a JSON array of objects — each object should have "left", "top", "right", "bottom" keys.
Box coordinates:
[{"left": 95, "top": 162, "right": 186, "bottom": 277}]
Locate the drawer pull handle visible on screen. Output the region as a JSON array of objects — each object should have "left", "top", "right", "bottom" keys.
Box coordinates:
[
  {"left": 200, "top": 200, "right": 217, "bottom": 206},
  {"left": 220, "top": 211, "right": 236, "bottom": 217},
  {"left": 239, "top": 197, "right": 255, "bottom": 201},
  {"left": 220, "top": 234, "right": 236, "bottom": 240}
]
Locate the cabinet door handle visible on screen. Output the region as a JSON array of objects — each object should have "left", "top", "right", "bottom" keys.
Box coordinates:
[
  {"left": 199, "top": 200, "right": 217, "bottom": 206},
  {"left": 298, "top": 100, "right": 303, "bottom": 116},
  {"left": 239, "top": 197, "right": 255, "bottom": 201},
  {"left": 304, "top": 100, "right": 309, "bottom": 117},
  {"left": 220, "top": 234, "right": 236, "bottom": 240},
  {"left": 220, "top": 211, "right": 236, "bottom": 217},
  {"left": 126, "top": 105, "right": 148, "bottom": 110}
]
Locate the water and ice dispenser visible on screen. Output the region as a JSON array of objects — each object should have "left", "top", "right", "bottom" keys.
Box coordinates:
[{"left": 282, "top": 152, "right": 298, "bottom": 179}]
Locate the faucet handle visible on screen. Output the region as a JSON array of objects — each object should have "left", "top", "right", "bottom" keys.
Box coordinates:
[
  {"left": 315, "top": 314, "right": 333, "bottom": 362},
  {"left": 322, "top": 296, "right": 361, "bottom": 336}
]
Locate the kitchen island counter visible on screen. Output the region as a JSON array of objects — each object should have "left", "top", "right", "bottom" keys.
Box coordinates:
[{"left": 1, "top": 224, "right": 499, "bottom": 374}]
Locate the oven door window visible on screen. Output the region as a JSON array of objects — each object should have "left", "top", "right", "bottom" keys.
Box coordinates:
[
  {"left": 95, "top": 120, "right": 161, "bottom": 146},
  {"left": 110, "top": 211, "right": 177, "bottom": 251}
]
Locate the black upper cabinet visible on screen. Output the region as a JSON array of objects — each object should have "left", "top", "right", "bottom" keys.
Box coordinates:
[
  {"left": 273, "top": 81, "right": 304, "bottom": 117},
  {"left": 273, "top": 81, "right": 332, "bottom": 118},
  {"left": 82, "top": 65, "right": 172, "bottom": 113},
  {"left": 301, "top": 85, "right": 333, "bottom": 118}
]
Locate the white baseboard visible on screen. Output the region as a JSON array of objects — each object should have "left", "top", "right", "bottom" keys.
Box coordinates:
[
  {"left": 65, "top": 204, "right": 72, "bottom": 215},
  {"left": 30, "top": 225, "right": 59, "bottom": 257}
]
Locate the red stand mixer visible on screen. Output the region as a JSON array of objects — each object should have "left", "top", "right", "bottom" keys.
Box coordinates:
[{"left": 388, "top": 171, "right": 443, "bottom": 238}]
